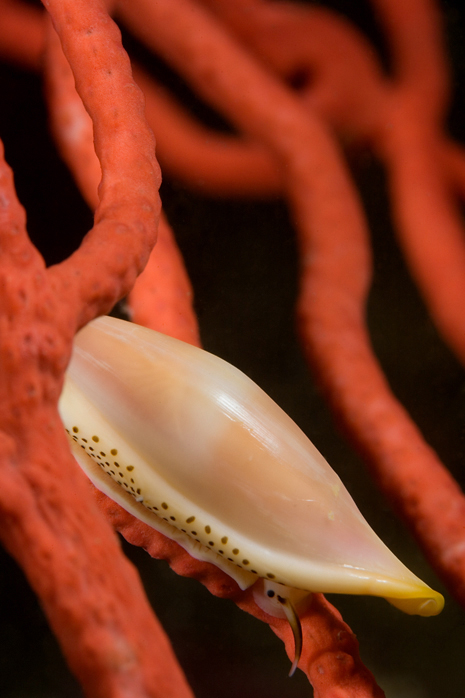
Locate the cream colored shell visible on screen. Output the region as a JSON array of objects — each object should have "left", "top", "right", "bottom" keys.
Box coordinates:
[{"left": 59, "top": 316, "right": 443, "bottom": 617}]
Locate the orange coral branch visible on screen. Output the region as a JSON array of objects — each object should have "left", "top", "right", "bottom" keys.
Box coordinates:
[
  {"left": 0, "top": 0, "right": 44, "bottom": 69},
  {"left": 183, "top": 0, "right": 465, "bottom": 374},
  {"left": 44, "top": 0, "right": 161, "bottom": 329},
  {"left": 128, "top": 212, "right": 201, "bottom": 345},
  {"left": 371, "top": 0, "right": 450, "bottom": 115},
  {"left": 133, "top": 63, "right": 283, "bottom": 197},
  {"left": 44, "top": 14, "right": 101, "bottom": 210}
]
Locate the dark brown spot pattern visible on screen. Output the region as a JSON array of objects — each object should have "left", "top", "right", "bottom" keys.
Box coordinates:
[{"left": 66, "top": 424, "right": 280, "bottom": 583}]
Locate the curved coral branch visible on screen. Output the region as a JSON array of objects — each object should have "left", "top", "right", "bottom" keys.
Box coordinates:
[
  {"left": 133, "top": 64, "right": 283, "bottom": 197},
  {"left": 44, "top": 0, "right": 161, "bottom": 329}
]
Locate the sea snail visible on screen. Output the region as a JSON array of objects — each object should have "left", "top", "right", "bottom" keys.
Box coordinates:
[{"left": 59, "top": 316, "right": 444, "bottom": 675}]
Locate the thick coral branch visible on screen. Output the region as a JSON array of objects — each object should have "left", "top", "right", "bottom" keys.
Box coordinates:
[
  {"left": 0, "top": 421, "right": 194, "bottom": 698},
  {"left": 0, "top": 140, "right": 192, "bottom": 697}
]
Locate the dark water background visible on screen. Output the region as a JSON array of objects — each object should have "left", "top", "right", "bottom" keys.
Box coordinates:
[{"left": 1, "top": 1, "right": 465, "bottom": 696}]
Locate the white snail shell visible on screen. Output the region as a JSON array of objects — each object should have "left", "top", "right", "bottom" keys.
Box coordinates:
[{"left": 59, "top": 317, "right": 444, "bottom": 623}]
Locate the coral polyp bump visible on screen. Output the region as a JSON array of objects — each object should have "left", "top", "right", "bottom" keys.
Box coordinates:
[{"left": 59, "top": 317, "right": 443, "bottom": 668}]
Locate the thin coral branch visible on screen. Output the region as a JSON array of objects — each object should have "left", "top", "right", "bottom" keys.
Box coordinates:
[
  {"left": 44, "top": 0, "right": 161, "bottom": 329},
  {"left": 128, "top": 212, "right": 202, "bottom": 345},
  {"left": 380, "top": 111, "right": 465, "bottom": 366},
  {"left": 133, "top": 63, "right": 283, "bottom": 197},
  {"left": 295, "top": 141, "right": 465, "bottom": 606},
  {"left": 44, "top": 16, "right": 201, "bottom": 346},
  {"left": 0, "top": 0, "right": 44, "bottom": 69},
  {"left": 371, "top": 0, "right": 450, "bottom": 115},
  {"left": 44, "top": 15, "right": 100, "bottom": 209}
]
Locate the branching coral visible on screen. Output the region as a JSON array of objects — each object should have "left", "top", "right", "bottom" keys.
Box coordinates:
[{"left": 1, "top": 0, "right": 465, "bottom": 696}]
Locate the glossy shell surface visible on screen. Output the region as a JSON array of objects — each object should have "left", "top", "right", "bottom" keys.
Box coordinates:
[{"left": 59, "top": 317, "right": 443, "bottom": 616}]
